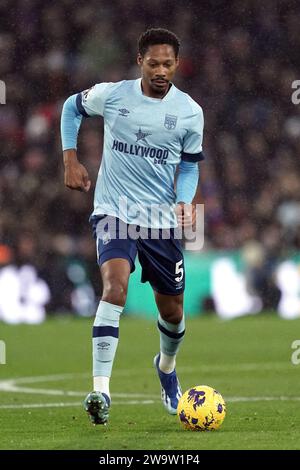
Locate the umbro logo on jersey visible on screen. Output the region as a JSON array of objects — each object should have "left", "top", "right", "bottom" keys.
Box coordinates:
[{"left": 118, "top": 108, "right": 130, "bottom": 116}]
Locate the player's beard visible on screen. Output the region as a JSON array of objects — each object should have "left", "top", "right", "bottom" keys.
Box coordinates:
[{"left": 150, "top": 79, "right": 170, "bottom": 97}]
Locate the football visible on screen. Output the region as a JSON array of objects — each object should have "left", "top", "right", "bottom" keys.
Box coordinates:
[{"left": 177, "top": 385, "right": 226, "bottom": 431}]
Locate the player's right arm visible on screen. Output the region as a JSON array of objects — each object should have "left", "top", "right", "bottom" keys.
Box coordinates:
[
  {"left": 61, "top": 94, "right": 91, "bottom": 192},
  {"left": 61, "top": 83, "right": 115, "bottom": 192}
]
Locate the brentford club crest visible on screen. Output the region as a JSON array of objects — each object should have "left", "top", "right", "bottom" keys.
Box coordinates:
[{"left": 164, "top": 114, "right": 178, "bottom": 130}]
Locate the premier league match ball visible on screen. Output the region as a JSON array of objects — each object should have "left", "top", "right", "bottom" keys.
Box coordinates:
[{"left": 177, "top": 385, "right": 226, "bottom": 431}]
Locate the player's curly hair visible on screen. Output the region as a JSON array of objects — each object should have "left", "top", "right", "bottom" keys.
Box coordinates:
[{"left": 138, "top": 28, "right": 180, "bottom": 58}]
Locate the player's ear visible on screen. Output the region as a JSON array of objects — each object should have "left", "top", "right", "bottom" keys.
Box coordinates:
[{"left": 137, "top": 53, "right": 143, "bottom": 66}]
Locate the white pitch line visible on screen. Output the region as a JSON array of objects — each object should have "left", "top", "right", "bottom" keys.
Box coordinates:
[
  {"left": 0, "top": 378, "right": 158, "bottom": 398},
  {"left": 0, "top": 400, "right": 158, "bottom": 409},
  {"left": 0, "top": 382, "right": 158, "bottom": 398},
  {"left": 1, "top": 395, "right": 300, "bottom": 410},
  {"left": 0, "top": 361, "right": 292, "bottom": 395},
  {"left": 0, "top": 365, "right": 298, "bottom": 407},
  {"left": 0, "top": 361, "right": 291, "bottom": 387},
  {"left": 0, "top": 402, "right": 82, "bottom": 409},
  {"left": 227, "top": 396, "right": 300, "bottom": 402}
]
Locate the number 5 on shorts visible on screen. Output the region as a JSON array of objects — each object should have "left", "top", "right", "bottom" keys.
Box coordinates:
[{"left": 175, "top": 260, "right": 184, "bottom": 282}]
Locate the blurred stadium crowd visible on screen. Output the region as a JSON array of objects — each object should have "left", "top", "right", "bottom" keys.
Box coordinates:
[{"left": 1, "top": 0, "right": 300, "bottom": 316}]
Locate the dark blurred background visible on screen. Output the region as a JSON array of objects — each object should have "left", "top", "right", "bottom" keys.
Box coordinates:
[{"left": 1, "top": 0, "right": 300, "bottom": 320}]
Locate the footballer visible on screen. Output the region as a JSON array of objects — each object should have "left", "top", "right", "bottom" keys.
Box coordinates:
[{"left": 61, "top": 28, "right": 204, "bottom": 425}]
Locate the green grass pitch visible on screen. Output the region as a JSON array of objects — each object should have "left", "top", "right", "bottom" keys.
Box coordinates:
[{"left": 0, "top": 314, "right": 300, "bottom": 450}]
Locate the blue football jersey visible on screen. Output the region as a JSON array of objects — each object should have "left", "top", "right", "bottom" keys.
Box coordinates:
[{"left": 77, "top": 79, "right": 204, "bottom": 228}]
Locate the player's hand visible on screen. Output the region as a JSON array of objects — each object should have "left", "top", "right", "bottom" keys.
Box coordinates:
[
  {"left": 175, "top": 202, "right": 195, "bottom": 227},
  {"left": 63, "top": 150, "right": 91, "bottom": 192}
]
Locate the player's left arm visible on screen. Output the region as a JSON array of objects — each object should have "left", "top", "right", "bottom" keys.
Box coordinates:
[
  {"left": 175, "top": 161, "right": 199, "bottom": 227},
  {"left": 176, "top": 104, "right": 204, "bottom": 227}
]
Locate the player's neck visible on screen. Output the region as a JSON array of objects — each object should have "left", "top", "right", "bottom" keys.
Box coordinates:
[{"left": 141, "top": 79, "right": 171, "bottom": 99}]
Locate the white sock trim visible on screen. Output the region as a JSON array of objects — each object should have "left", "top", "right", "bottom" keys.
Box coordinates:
[
  {"left": 159, "top": 352, "right": 176, "bottom": 374},
  {"left": 94, "top": 300, "right": 123, "bottom": 326},
  {"left": 93, "top": 376, "right": 110, "bottom": 397}
]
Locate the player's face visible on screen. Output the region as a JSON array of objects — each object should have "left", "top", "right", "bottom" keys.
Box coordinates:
[{"left": 137, "top": 44, "right": 179, "bottom": 97}]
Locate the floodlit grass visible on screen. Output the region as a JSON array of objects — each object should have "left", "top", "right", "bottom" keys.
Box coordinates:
[{"left": 0, "top": 314, "right": 300, "bottom": 449}]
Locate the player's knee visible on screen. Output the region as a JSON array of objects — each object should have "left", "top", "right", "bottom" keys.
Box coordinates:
[
  {"left": 159, "top": 299, "right": 183, "bottom": 324},
  {"left": 102, "top": 281, "right": 127, "bottom": 306}
]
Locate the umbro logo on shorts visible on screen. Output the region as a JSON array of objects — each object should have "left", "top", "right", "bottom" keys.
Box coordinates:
[{"left": 102, "top": 232, "right": 111, "bottom": 245}]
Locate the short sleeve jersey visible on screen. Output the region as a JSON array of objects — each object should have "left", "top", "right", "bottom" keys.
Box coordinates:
[{"left": 76, "top": 79, "right": 204, "bottom": 228}]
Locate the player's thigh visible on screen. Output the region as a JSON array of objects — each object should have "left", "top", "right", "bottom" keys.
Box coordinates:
[
  {"left": 100, "top": 258, "right": 131, "bottom": 304},
  {"left": 137, "top": 233, "right": 185, "bottom": 296},
  {"left": 100, "top": 258, "right": 131, "bottom": 288},
  {"left": 97, "top": 241, "right": 136, "bottom": 305},
  {"left": 92, "top": 215, "right": 137, "bottom": 304},
  {"left": 93, "top": 215, "right": 136, "bottom": 268}
]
